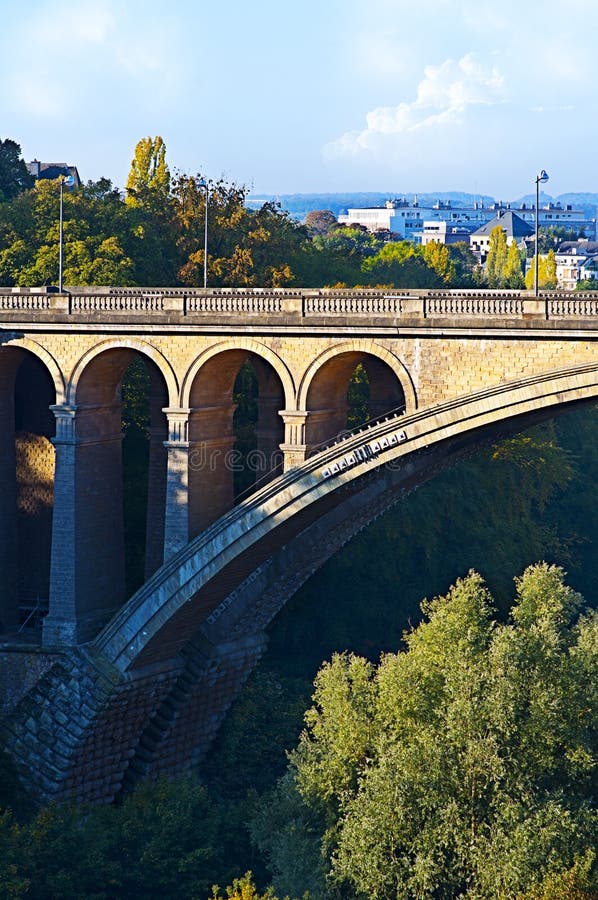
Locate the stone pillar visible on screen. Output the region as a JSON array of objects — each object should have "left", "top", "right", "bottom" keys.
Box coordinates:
[
  {"left": 44, "top": 406, "right": 77, "bottom": 645},
  {"left": 279, "top": 410, "right": 308, "bottom": 470},
  {"left": 162, "top": 409, "right": 190, "bottom": 563},
  {"left": 188, "top": 403, "right": 237, "bottom": 536},
  {"left": 44, "top": 404, "right": 126, "bottom": 647}
]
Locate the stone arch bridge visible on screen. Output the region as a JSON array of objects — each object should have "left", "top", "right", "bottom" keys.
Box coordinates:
[{"left": 0, "top": 286, "right": 596, "bottom": 803}]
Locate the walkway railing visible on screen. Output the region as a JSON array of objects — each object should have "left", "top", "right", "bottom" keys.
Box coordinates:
[{"left": 1, "top": 287, "right": 598, "bottom": 321}]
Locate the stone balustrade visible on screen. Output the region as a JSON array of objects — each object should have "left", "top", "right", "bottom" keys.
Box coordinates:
[{"left": 1, "top": 286, "right": 598, "bottom": 323}]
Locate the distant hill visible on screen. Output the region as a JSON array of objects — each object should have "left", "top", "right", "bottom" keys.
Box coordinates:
[{"left": 247, "top": 191, "right": 598, "bottom": 222}]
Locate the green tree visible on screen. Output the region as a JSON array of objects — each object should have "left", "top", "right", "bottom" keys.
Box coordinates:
[
  {"left": 0, "top": 139, "right": 33, "bottom": 202},
  {"left": 575, "top": 278, "right": 598, "bottom": 291},
  {"left": 525, "top": 249, "right": 557, "bottom": 290},
  {"left": 422, "top": 240, "right": 457, "bottom": 284},
  {"left": 0, "top": 777, "right": 232, "bottom": 899},
  {"left": 268, "top": 565, "right": 598, "bottom": 899},
  {"left": 125, "top": 136, "right": 170, "bottom": 208},
  {"left": 362, "top": 240, "right": 442, "bottom": 288},
  {"left": 0, "top": 177, "right": 136, "bottom": 287},
  {"left": 503, "top": 239, "right": 525, "bottom": 288},
  {"left": 485, "top": 225, "right": 508, "bottom": 287},
  {"left": 210, "top": 871, "right": 281, "bottom": 900},
  {"left": 125, "top": 137, "right": 176, "bottom": 283}
]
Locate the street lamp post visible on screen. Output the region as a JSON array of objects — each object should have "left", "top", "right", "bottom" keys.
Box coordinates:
[
  {"left": 198, "top": 177, "right": 209, "bottom": 288},
  {"left": 58, "top": 174, "right": 74, "bottom": 292},
  {"left": 535, "top": 169, "right": 549, "bottom": 297}
]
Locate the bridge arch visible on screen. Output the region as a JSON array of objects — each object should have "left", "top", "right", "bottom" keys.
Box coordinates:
[
  {"left": 297, "top": 340, "right": 416, "bottom": 412},
  {"left": 0, "top": 336, "right": 65, "bottom": 403},
  {"left": 180, "top": 338, "right": 295, "bottom": 409},
  {"left": 181, "top": 339, "right": 295, "bottom": 533},
  {"left": 0, "top": 340, "right": 62, "bottom": 632},
  {"left": 297, "top": 341, "right": 415, "bottom": 453},
  {"left": 67, "top": 337, "right": 178, "bottom": 408}
]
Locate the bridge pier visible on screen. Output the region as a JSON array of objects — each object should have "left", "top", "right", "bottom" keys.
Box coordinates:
[
  {"left": 43, "top": 404, "right": 126, "bottom": 647},
  {"left": 162, "top": 409, "right": 190, "bottom": 562}
]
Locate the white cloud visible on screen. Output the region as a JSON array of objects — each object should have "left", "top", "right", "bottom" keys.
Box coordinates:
[{"left": 323, "top": 53, "right": 505, "bottom": 158}]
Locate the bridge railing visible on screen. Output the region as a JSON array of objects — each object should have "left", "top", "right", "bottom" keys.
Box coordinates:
[{"left": 1, "top": 286, "right": 598, "bottom": 321}]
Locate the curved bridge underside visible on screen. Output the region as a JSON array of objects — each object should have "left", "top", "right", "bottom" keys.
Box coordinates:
[
  {"left": 3, "top": 363, "right": 598, "bottom": 803},
  {"left": 96, "top": 361, "right": 598, "bottom": 670}
]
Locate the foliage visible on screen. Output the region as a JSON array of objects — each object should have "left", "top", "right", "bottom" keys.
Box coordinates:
[
  {"left": 267, "top": 565, "right": 598, "bottom": 898},
  {"left": 0, "top": 177, "right": 136, "bottom": 287},
  {"left": 210, "top": 871, "right": 282, "bottom": 900},
  {"left": 575, "top": 278, "right": 598, "bottom": 291},
  {"left": 525, "top": 250, "right": 557, "bottom": 290},
  {"left": 485, "top": 225, "right": 509, "bottom": 287},
  {"left": 249, "top": 773, "right": 327, "bottom": 899},
  {"left": 503, "top": 240, "right": 525, "bottom": 288},
  {"left": 125, "top": 136, "right": 170, "bottom": 208},
  {"left": 361, "top": 240, "right": 442, "bottom": 288},
  {"left": 422, "top": 240, "right": 456, "bottom": 283},
  {"left": 304, "top": 210, "right": 338, "bottom": 236},
  {"left": 173, "top": 174, "right": 307, "bottom": 287},
  {"left": 0, "top": 777, "right": 234, "bottom": 900},
  {"left": 538, "top": 225, "right": 585, "bottom": 253},
  {"left": 0, "top": 139, "right": 33, "bottom": 202}
]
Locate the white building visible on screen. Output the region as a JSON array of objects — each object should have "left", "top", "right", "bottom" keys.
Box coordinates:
[
  {"left": 418, "top": 221, "right": 476, "bottom": 246},
  {"left": 555, "top": 241, "right": 598, "bottom": 290},
  {"left": 337, "top": 198, "right": 595, "bottom": 243}
]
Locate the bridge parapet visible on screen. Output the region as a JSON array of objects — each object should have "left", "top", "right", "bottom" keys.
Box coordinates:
[{"left": 1, "top": 286, "right": 598, "bottom": 325}]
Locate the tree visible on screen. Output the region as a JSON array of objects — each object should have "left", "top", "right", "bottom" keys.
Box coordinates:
[
  {"left": 304, "top": 209, "right": 338, "bottom": 236},
  {"left": 361, "top": 240, "right": 443, "bottom": 288},
  {"left": 575, "top": 278, "right": 598, "bottom": 291},
  {"left": 525, "top": 249, "right": 557, "bottom": 290},
  {"left": 485, "top": 225, "right": 508, "bottom": 287},
  {"left": 503, "top": 239, "right": 525, "bottom": 288},
  {"left": 422, "top": 240, "right": 456, "bottom": 284},
  {"left": 268, "top": 565, "right": 598, "bottom": 898},
  {"left": 0, "top": 139, "right": 33, "bottom": 202},
  {"left": 210, "top": 872, "right": 280, "bottom": 900},
  {"left": 125, "top": 136, "right": 170, "bottom": 207}
]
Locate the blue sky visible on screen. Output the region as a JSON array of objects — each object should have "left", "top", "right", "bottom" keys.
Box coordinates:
[{"left": 1, "top": 0, "right": 596, "bottom": 199}]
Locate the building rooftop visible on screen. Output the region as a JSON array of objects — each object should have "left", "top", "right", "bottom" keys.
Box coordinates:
[{"left": 472, "top": 210, "right": 534, "bottom": 239}]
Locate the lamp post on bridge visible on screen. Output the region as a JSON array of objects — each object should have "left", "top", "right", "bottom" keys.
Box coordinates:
[
  {"left": 58, "top": 174, "right": 74, "bottom": 292},
  {"left": 198, "top": 177, "right": 209, "bottom": 288},
  {"left": 534, "top": 169, "right": 549, "bottom": 297}
]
